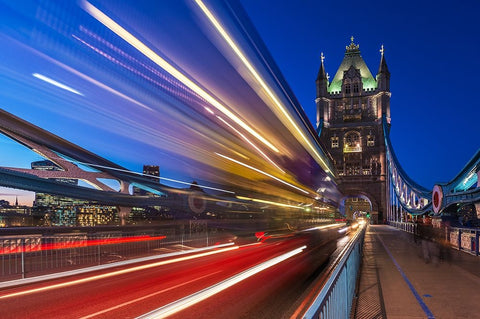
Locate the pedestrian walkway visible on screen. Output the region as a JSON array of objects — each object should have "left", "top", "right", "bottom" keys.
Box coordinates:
[{"left": 351, "top": 225, "right": 480, "bottom": 319}]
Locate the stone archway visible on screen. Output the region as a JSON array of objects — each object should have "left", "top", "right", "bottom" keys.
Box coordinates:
[{"left": 339, "top": 191, "right": 379, "bottom": 223}]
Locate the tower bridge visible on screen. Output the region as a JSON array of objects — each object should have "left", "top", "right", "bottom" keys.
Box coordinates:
[{"left": 0, "top": 0, "right": 478, "bottom": 318}]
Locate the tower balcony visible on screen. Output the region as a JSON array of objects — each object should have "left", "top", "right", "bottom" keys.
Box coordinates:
[{"left": 344, "top": 144, "right": 362, "bottom": 153}]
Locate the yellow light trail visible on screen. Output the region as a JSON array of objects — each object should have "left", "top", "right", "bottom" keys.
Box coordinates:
[
  {"left": 194, "top": 0, "right": 335, "bottom": 176},
  {"left": 81, "top": 1, "right": 279, "bottom": 154},
  {"left": 215, "top": 152, "right": 310, "bottom": 194},
  {"left": 216, "top": 115, "right": 285, "bottom": 173},
  {"left": 236, "top": 196, "right": 304, "bottom": 209}
]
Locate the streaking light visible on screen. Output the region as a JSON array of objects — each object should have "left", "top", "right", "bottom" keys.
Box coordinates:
[
  {"left": 81, "top": 1, "right": 279, "bottom": 153},
  {"left": 32, "top": 73, "right": 83, "bottom": 96},
  {"left": 0, "top": 245, "right": 238, "bottom": 300},
  {"left": 137, "top": 245, "right": 307, "bottom": 318},
  {"left": 216, "top": 152, "right": 310, "bottom": 194},
  {"left": 204, "top": 107, "right": 215, "bottom": 114},
  {"left": 79, "top": 272, "right": 221, "bottom": 319},
  {"left": 237, "top": 196, "right": 304, "bottom": 209},
  {"left": 0, "top": 235, "right": 166, "bottom": 255},
  {"left": 56, "top": 158, "right": 235, "bottom": 194},
  {"left": 194, "top": 0, "right": 334, "bottom": 175},
  {"left": 302, "top": 224, "right": 343, "bottom": 232},
  {"left": 216, "top": 116, "right": 285, "bottom": 173}
]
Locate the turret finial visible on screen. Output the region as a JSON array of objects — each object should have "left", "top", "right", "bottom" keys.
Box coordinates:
[
  {"left": 380, "top": 44, "right": 385, "bottom": 56},
  {"left": 326, "top": 72, "right": 330, "bottom": 81},
  {"left": 320, "top": 52, "right": 325, "bottom": 64},
  {"left": 346, "top": 36, "right": 359, "bottom": 52}
]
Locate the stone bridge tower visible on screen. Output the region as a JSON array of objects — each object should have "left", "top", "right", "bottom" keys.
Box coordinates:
[{"left": 316, "top": 37, "right": 390, "bottom": 223}]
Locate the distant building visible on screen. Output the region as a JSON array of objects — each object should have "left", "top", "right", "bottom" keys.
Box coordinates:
[
  {"left": 0, "top": 199, "right": 32, "bottom": 227},
  {"left": 31, "top": 160, "right": 117, "bottom": 226},
  {"left": 133, "top": 165, "right": 160, "bottom": 196},
  {"left": 31, "top": 160, "right": 80, "bottom": 207},
  {"left": 316, "top": 38, "right": 390, "bottom": 223},
  {"left": 143, "top": 165, "right": 160, "bottom": 181}
]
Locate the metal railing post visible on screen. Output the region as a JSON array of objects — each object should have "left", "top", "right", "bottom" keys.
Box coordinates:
[{"left": 21, "top": 238, "right": 25, "bottom": 279}]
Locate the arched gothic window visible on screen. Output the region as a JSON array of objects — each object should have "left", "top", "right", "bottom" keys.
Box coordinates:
[{"left": 344, "top": 131, "right": 361, "bottom": 153}]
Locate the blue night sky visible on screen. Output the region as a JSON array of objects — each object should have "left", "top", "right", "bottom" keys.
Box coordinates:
[
  {"left": 0, "top": 0, "right": 478, "bottom": 206},
  {"left": 240, "top": 0, "right": 479, "bottom": 188}
]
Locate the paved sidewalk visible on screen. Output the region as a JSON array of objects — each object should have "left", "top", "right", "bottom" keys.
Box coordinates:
[{"left": 352, "top": 225, "right": 480, "bottom": 319}]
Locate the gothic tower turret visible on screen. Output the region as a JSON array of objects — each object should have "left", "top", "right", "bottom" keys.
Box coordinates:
[
  {"left": 316, "top": 37, "right": 389, "bottom": 223},
  {"left": 315, "top": 52, "right": 329, "bottom": 129},
  {"left": 376, "top": 45, "right": 391, "bottom": 122}
]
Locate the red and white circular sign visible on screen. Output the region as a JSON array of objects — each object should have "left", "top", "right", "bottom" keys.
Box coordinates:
[
  {"left": 188, "top": 193, "right": 206, "bottom": 214},
  {"left": 432, "top": 184, "right": 443, "bottom": 214}
]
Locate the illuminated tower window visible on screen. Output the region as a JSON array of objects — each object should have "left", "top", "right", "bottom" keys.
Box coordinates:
[
  {"left": 367, "top": 132, "right": 375, "bottom": 146},
  {"left": 331, "top": 135, "right": 339, "bottom": 148},
  {"left": 344, "top": 131, "right": 361, "bottom": 153}
]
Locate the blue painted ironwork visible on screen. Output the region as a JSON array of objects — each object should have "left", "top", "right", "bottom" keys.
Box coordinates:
[
  {"left": 382, "top": 115, "right": 479, "bottom": 219},
  {"left": 303, "top": 225, "right": 366, "bottom": 318}
]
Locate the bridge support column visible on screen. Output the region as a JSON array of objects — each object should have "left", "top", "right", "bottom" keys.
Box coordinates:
[{"left": 117, "top": 206, "right": 130, "bottom": 226}]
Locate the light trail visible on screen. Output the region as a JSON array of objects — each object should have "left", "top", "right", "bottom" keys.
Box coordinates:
[
  {"left": 216, "top": 152, "right": 310, "bottom": 194},
  {"left": 0, "top": 243, "right": 236, "bottom": 289},
  {"left": 193, "top": 0, "right": 335, "bottom": 176},
  {"left": 32, "top": 73, "right": 83, "bottom": 96},
  {"left": 0, "top": 235, "right": 166, "bottom": 255},
  {"left": 301, "top": 224, "right": 343, "bottom": 232},
  {"left": 0, "top": 245, "right": 238, "bottom": 300},
  {"left": 236, "top": 195, "right": 304, "bottom": 209},
  {"left": 79, "top": 272, "right": 221, "bottom": 319},
  {"left": 216, "top": 115, "right": 285, "bottom": 173},
  {"left": 56, "top": 158, "right": 235, "bottom": 194},
  {"left": 81, "top": 0, "right": 279, "bottom": 154},
  {"left": 137, "top": 245, "right": 307, "bottom": 319}
]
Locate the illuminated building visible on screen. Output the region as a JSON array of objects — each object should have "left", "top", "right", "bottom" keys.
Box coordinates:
[
  {"left": 316, "top": 38, "right": 390, "bottom": 223},
  {"left": 31, "top": 160, "right": 117, "bottom": 226},
  {"left": 132, "top": 165, "right": 171, "bottom": 222},
  {"left": 31, "top": 160, "right": 82, "bottom": 208}
]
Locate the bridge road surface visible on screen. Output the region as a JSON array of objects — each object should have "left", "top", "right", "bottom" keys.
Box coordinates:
[
  {"left": 352, "top": 225, "right": 480, "bottom": 319},
  {"left": 0, "top": 231, "right": 346, "bottom": 318}
]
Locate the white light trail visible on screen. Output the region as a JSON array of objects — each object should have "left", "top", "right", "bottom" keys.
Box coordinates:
[
  {"left": 193, "top": 0, "right": 334, "bottom": 175},
  {"left": 80, "top": 272, "right": 221, "bottom": 319},
  {"left": 32, "top": 73, "right": 83, "bottom": 96},
  {"left": 216, "top": 152, "right": 310, "bottom": 194},
  {"left": 0, "top": 245, "right": 238, "bottom": 300},
  {"left": 216, "top": 115, "right": 285, "bottom": 173},
  {"left": 236, "top": 195, "right": 304, "bottom": 209},
  {"left": 56, "top": 158, "right": 235, "bottom": 194},
  {"left": 137, "top": 245, "right": 307, "bottom": 319},
  {"left": 81, "top": 1, "right": 279, "bottom": 153},
  {"left": 0, "top": 243, "right": 235, "bottom": 289}
]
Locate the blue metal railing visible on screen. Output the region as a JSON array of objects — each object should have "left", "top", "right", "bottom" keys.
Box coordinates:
[
  {"left": 302, "top": 224, "right": 366, "bottom": 318},
  {"left": 390, "top": 221, "right": 480, "bottom": 256}
]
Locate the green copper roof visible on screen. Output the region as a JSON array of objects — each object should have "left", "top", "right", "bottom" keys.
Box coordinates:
[{"left": 328, "top": 38, "right": 377, "bottom": 93}]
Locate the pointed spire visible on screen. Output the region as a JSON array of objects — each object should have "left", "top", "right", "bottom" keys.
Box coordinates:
[
  {"left": 377, "top": 44, "right": 390, "bottom": 75},
  {"left": 316, "top": 52, "right": 329, "bottom": 97},
  {"left": 317, "top": 52, "right": 327, "bottom": 81},
  {"left": 377, "top": 44, "right": 390, "bottom": 91},
  {"left": 15, "top": 196, "right": 18, "bottom": 207}
]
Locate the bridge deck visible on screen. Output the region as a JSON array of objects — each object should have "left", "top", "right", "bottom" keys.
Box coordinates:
[{"left": 351, "top": 225, "right": 480, "bottom": 319}]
